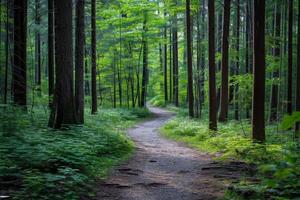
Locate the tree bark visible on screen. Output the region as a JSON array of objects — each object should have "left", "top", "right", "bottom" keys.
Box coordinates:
[
  {"left": 172, "top": 2, "right": 179, "bottom": 107},
  {"left": 91, "top": 0, "right": 97, "bottom": 114},
  {"left": 296, "top": 0, "right": 300, "bottom": 133},
  {"left": 48, "top": 0, "right": 77, "bottom": 128},
  {"left": 208, "top": 0, "right": 217, "bottom": 130},
  {"left": 141, "top": 14, "right": 148, "bottom": 108},
  {"left": 186, "top": 0, "right": 194, "bottom": 117},
  {"left": 252, "top": 0, "right": 266, "bottom": 143},
  {"left": 75, "top": 0, "right": 85, "bottom": 124},
  {"left": 164, "top": 10, "right": 168, "bottom": 103},
  {"left": 13, "top": 0, "right": 27, "bottom": 107},
  {"left": 269, "top": 3, "right": 281, "bottom": 122},
  {"left": 219, "top": 0, "right": 231, "bottom": 122},
  {"left": 35, "top": 0, "right": 41, "bottom": 91},
  {"left": 287, "top": 0, "right": 293, "bottom": 115},
  {"left": 48, "top": 0, "right": 54, "bottom": 106},
  {"left": 234, "top": 0, "right": 240, "bottom": 120}
]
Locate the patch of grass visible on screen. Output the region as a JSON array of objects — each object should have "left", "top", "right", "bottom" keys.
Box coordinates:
[
  {"left": 161, "top": 117, "right": 300, "bottom": 200},
  {"left": 0, "top": 106, "right": 150, "bottom": 200}
]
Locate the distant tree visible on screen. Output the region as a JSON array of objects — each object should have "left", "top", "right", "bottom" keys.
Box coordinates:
[
  {"left": 269, "top": 2, "right": 281, "bottom": 122},
  {"left": 172, "top": 0, "right": 179, "bottom": 107},
  {"left": 219, "top": 0, "right": 231, "bottom": 122},
  {"left": 296, "top": 0, "right": 300, "bottom": 133},
  {"left": 48, "top": 0, "right": 54, "bottom": 106},
  {"left": 35, "top": 0, "right": 41, "bottom": 92},
  {"left": 13, "top": 0, "right": 27, "bottom": 107},
  {"left": 48, "top": 0, "right": 77, "bottom": 128},
  {"left": 75, "top": 0, "right": 85, "bottom": 124},
  {"left": 163, "top": 8, "right": 168, "bottom": 104},
  {"left": 252, "top": 0, "right": 265, "bottom": 143},
  {"left": 186, "top": 0, "right": 194, "bottom": 117},
  {"left": 287, "top": 0, "right": 293, "bottom": 115},
  {"left": 141, "top": 13, "right": 148, "bottom": 108},
  {"left": 91, "top": 0, "right": 97, "bottom": 114},
  {"left": 208, "top": 0, "right": 217, "bottom": 130}
]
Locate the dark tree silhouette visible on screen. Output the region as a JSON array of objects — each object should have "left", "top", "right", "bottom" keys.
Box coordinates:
[
  {"left": 208, "top": 0, "right": 217, "bottom": 130},
  {"left": 91, "top": 0, "right": 97, "bottom": 114},
  {"left": 252, "top": 0, "right": 266, "bottom": 143},
  {"left": 13, "top": 0, "right": 27, "bottom": 107},
  {"left": 48, "top": 0, "right": 77, "bottom": 128}
]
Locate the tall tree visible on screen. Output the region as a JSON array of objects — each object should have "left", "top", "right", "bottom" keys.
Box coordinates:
[
  {"left": 186, "top": 0, "right": 194, "bottom": 117},
  {"left": 163, "top": 9, "right": 168, "bottom": 103},
  {"left": 48, "top": 0, "right": 77, "bottom": 128},
  {"left": 287, "top": 0, "right": 293, "bottom": 115},
  {"left": 208, "top": 0, "right": 217, "bottom": 130},
  {"left": 219, "top": 0, "right": 231, "bottom": 122},
  {"left": 269, "top": 2, "right": 281, "bottom": 122},
  {"left": 35, "top": 0, "right": 41, "bottom": 91},
  {"left": 252, "top": 0, "right": 266, "bottom": 143},
  {"left": 91, "top": 0, "right": 97, "bottom": 114},
  {"left": 234, "top": 0, "right": 240, "bottom": 120},
  {"left": 172, "top": 1, "right": 179, "bottom": 107},
  {"left": 48, "top": 0, "right": 54, "bottom": 106},
  {"left": 141, "top": 13, "right": 148, "bottom": 108},
  {"left": 75, "top": 0, "right": 85, "bottom": 124},
  {"left": 13, "top": 0, "right": 27, "bottom": 107},
  {"left": 296, "top": 0, "right": 300, "bottom": 133}
]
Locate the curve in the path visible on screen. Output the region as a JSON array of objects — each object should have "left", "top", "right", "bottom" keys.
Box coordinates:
[{"left": 96, "top": 107, "right": 226, "bottom": 200}]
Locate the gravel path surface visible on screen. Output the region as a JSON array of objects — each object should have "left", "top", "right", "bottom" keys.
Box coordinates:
[{"left": 95, "top": 107, "right": 229, "bottom": 200}]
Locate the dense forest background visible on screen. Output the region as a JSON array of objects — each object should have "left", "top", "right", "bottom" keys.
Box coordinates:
[{"left": 0, "top": 0, "right": 300, "bottom": 199}]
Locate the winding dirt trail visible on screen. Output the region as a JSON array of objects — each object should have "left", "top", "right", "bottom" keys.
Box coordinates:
[{"left": 95, "top": 107, "right": 232, "bottom": 200}]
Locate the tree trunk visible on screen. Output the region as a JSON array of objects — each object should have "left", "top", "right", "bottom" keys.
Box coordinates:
[
  {"left": 287, "top": 0, "right": 293, "bottom": 115},
  {"left": 234, "top": 0, "right": 240, "bottom": 120},
  {"left": 164, "top": 10, "right": 168, "bottom": 103},
  {"left": 172, "top": 10, "right": 179, "bottom": 107},
  {"left": 48, "top": 0, "right": 77, "bottom": 128},
  {"left": 219, "top": 0, "right": 231, "bottom": 122},
  {"left": 13, "top": 0, "right": 27, "bottom": 107},
  {"left": 186, "top": 0, "right": 194, "bottom": 117},
  {"left": 35, "top": 0, "right": 41, "bottom": 92},
  {"left": 208, "top": 0, "right": 217, "bottom": 130},
  {"left": 296, "top": 0, "right": 300, "bottom": 134},
  {"left": 252, "top": 0, "right": 266, "bottom": 143},
  {"left": 4, "top": 0, "right": 10, "bottom": 104},
  {"left": 75, "top": 0, "right": 85, "bottom": 124},
  {"left": 48, "top": 0, "right": 54, "bottom": 106},
  {"left": 141, "top": 14, "right": 148, "bottom": 108},
  {"left": 91, "top": 0, "right": 97, "bottom": 114},
  {"left": 269, "top": 3, "right": 281, "bottom": 123}
]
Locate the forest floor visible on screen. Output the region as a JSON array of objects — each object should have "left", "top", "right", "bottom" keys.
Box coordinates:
[{"left": 94, "top": 107, "right": 250, "bottom": 200}]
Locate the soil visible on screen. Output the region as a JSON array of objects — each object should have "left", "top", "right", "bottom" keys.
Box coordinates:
[{"left": 94, "top": 107, "right": 251, "bottom": 200}]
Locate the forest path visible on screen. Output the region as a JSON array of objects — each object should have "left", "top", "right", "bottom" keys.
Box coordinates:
[{"left": 94, "top": 107, "right": 238, "bottom": 200}]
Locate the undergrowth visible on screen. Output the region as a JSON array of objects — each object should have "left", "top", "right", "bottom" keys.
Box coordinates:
[
  {"left": 0, "top": 106, "right": 149, "bottom": 200},
  {"left": 161, "top": 117, "right": 300, "bottom": 200}
]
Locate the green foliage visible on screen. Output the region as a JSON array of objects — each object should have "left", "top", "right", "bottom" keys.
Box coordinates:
[
  {"left": 0, "top": 106, "right": 149, "bottom": 200},
  {"left": 161, "top": 116, "right": 300, "bottom": 200},
  {"left": 280, "top": 112, "right": 300, "bottom": 131}
]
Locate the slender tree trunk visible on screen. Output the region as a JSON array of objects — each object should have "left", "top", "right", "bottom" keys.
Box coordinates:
[
  {"left": 172, "top": 11, "right": 179, "bottom": 107},
  {"left": 219, "top": 0, "right": 231, "bottom": 122},
  {"left": 48, "top": 0, "right": 77, "bottom": 128},
  {"left": 4, "top": 0, "right": 10, "bottom": 104},
  {"left": 186, "top": 0, "right": 194, "bottom": 117},
  {"left": 75, "top": 0, "right": 85, "bottom": 124},
  {"left": 287, "top": 0, "right": 293, "bottom": 115},
  {"left": 252, "top": 0, "right": 266, "bottom": 143},
  {"left": 141, "top": 14, "right": 148, "bottom": 108},
  {"left": 164, "top": 11, "right": 168, "bottom": 103},
  {"left": 35, "top": 0, "right": 41, "bottom": 92},
  {"left": 295, "top": 0, "right": 300, "bottom": 134},
  {"left": 245, "top": 0, "right": 250, "bottom": 118},
  {"left": 208, "top": 0, "right": 217, "bottom": 130},
  {"left": 13, "top": 0, "right": 27, "bottom": 107},
  {"left": 48, "top": 0, "right": 54, "bottom": 106},
  {"left": 269, "top": 3, "right": 281, "bottom": 123},
  {"left": 234, "top": 0, "right": 240, "bottom": 120},
  {"left": 169, "top": 28, "right": 173, "bottom": 101},
  {"left": 91, "top": 0, "right": 97, "bottom": 114}
]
